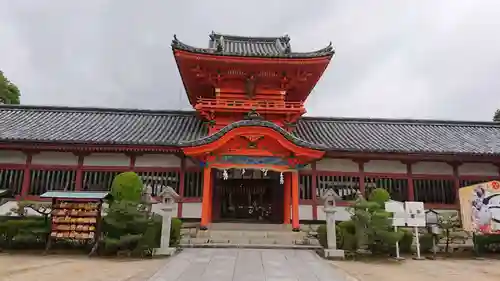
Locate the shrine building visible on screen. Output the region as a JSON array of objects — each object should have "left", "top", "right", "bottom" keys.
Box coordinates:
[{"left": 1, "top": 32, "right": 500, "bottom": 231}]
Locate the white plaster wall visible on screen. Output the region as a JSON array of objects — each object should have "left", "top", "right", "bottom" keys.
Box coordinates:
[
  {"left": 316, "top": 206, "right": 352, "bottom": 221},
  {"left": 459, "top": 163, "right": 499, "bottom": 176},
  {"left": 314, "top": 158, "right": 359, "bottom": 172},
  {"left": 182, "top": 202, "right": 202, "bottom": 218},
  {"left": 31, "top": 152, "right": 78, "bottom": 166},
  {"left": 412, "top": 161, "right": 453, "bottom": 175},
  {"left": 298, "top": 205, "right": 313, "bottom": 220},
  {"left": 135, "top": 154, "right": 181, "bottom": 168},
  {"left": 0, "top": 150, "right": 26, "bottom": 164},
  {"left": 364, "top": 160, "right": 407, "bottom": 174},
  {"left": 83, "top": 153, "right": 130, "bottom": 166}
]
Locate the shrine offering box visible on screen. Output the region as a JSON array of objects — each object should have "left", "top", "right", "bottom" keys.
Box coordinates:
[{"left": 40, "top": 191, "right": 111, "bottom": 251}]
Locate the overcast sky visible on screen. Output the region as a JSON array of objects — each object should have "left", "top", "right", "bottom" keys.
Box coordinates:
[{"left": 1, "top": 0, "right": 499, "bottom": 121}]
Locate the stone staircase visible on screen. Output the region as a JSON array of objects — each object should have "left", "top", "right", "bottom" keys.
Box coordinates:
[{"left": 179, "top": 223, "right": 321, "bottom": 249}]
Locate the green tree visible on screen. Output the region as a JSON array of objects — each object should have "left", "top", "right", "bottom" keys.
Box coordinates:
[
  {"left": 101, "top": 200, "right": 158, "bottom": 257},
  {"left": 0, "top": 71, "right": 21, "bottom": 105},
  {"left": 494, "top": 109, "right": 500, "bottom": 122},
  {"left": 350, "top": 188, "right": 403, "bottom": 254},
  {"left": 110, "top": 172, "right": 144, "bottom": 202}
]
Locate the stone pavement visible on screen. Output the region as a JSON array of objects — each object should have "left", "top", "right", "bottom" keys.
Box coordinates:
[{"left": 148, "top": 248, "right": 348, "bottom": 281}]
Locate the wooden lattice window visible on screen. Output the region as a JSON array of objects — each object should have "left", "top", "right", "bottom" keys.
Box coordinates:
[
  {"left": 299, "top": 173, "right": 313, "bottom": 200},
  {"left": 413, "top": 178, "right": 455, "bottom": 204},
  {"left": 29, "top": 169, "right": 77, "bottom": 195},
  {"left": 0, "top": 168, "right": 24, "bottom": 197},
  {"left": 82, "top": 170, "right": 124, "bottom": 191},
  {"left": 316, "top": 174, "right": 361, "bottom": 201},
  {"left": 137, "top": 170, "right": 180, "bottom": 196},
  {"left": 364, "top": 176, "right": 409, "bottom": 202},
  {"left": 184, "top": 170, "right": 203, "bottom": 198}
]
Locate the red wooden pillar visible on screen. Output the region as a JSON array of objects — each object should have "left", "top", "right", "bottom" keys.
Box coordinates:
[
  {"left": 128, "top": 153, "right": 136, "bottom": 170},
  {"left": 208, "top": 171, "right": 213, "bottom": 223},
  {"left": 291, "top": 171, "right": 300, "bottom": 231},
  {"left": 311, "top": 162, "right": 318, "bottom": 220},
  {"left": 20, "top": 152, "right": 33, "bottom": 198},
  {"left": 283, "top": 173, "right": 291, "bottom": 224},
  {"left": 452, "top": 162, "right": 461, "bottom": 205},
  {"left": 74, "top": 155, "right": 85, "bottom": 191},
  {"left": 200, "top": 166, "right": 212, "bottom": 230},
  {"left": 357, "top": 161, "right": 366, "bottom": 197},
  {"left": 406, "top": 162, "right": 415, "bottom": 201},
  {"left": 177, "top": 157, "right": 186, "bottom": 218}
]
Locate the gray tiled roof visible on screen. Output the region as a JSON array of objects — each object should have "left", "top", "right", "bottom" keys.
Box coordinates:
[
  {"left": 295, "top": 117, "right": 500, "bottom": 155},
  {"left": 0, "top": 105, "right": 206, "bottom": 146},
  {"left": 171, "top": 32, "right": 334, "bottom": 58},
  {"left": 1, "top": 105, "right": 500, "bottom": 156}
]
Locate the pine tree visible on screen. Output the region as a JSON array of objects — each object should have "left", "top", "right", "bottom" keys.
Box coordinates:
[
  {"left": 493, "top": 109, "right": 500, "bottom": 122},
  {"left": 350, "top": 188, "right": 403, "bottom": 254},
  {"left": 0, "top": 71, "right": 20, "bottom": 104}
]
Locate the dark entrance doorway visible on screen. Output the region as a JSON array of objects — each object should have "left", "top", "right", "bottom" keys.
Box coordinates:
[{"left": 212, "top": 169, "right": 284, "bottom": 223}]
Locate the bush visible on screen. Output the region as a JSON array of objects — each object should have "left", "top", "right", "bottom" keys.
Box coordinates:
[
  {"left": 474, "top": 234, "right": 500, "bottom": 254},
  {"left": 420, "top": 232, "right": 438, "bottom": 253},
  {"left": 338, "top": 220, "right": 357, "bottom": 251},
  {"left": 101, "top": 200, "right": 158, "bottom": 257},
  {"left": 150, "top": 215, "right": 181, "bottom": 247},
  {"left": 0, "top": 216, "right": 50, "bottom": 249},
  {"left": 317, "top": 224, "right": 327, "bottom": 248},
  {"left": 170, "top": 218, "right": 182, "bottom": 247},
  {"left": 351, "top": 188, "right": 403, "bottom": 255},
  {"left": 368, "top": 188, "right": 391, "bottom": 205},
  {"left": 317, "top": 221, "right": 357, "bottom": 251},
  {"left": 110, "top": 172, "right": 144, "bottom": 202},
  {"left": 398, "top": 228, "right": 414, "bottom": 253}
]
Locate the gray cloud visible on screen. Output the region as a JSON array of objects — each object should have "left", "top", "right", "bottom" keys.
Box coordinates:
[{"left": 1, "top": 0, "right": 499, "bottom": 121}]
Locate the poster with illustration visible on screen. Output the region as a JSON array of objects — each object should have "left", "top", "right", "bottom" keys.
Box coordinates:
[{"left": 459, "top": 181, "right": 500, "bottom": 234}]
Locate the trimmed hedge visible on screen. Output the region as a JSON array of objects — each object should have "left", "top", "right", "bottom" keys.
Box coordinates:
[
  {"left": 0, "top": 214, "right": 182, "bottom": 255},
  {"left": 0, "top": 216, "right": 50, "bottom": 249},
  {"left": 110, "top": 172, "right": 144, "bottom": 202}
]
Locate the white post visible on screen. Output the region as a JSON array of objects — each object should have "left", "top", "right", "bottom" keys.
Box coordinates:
[
  {"left": 158, "top": 205, "right": 174, "bottom": 253},
  {"left": 394, "top": 226, "right": 401, "bottom": 259},
  {"left": 323, "top": 205, "right": 345, "bottom": 259},
  {"left": 414, "top": 226, "right": 423, "bottom": 260},
  {"left": 155, "top": 187, "right": 179, "bottom": 256}
]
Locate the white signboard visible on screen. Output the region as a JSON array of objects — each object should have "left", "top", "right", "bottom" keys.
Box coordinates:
[
  {"left": 385, "top": 201, "right": 426, "bottom": 227},
  {"left": 385, "top": 201, "right": 406, "bottom": 226},
  {"left": 405, "top": 201, "right": 426, "bottom": 227},
  {"left": 385, "top": 200, "right": 404, "bottom": 213}
]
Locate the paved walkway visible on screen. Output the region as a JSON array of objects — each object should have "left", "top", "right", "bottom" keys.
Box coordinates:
[{"left": 147, "top": 248, "right": 348, "bottom": 281}]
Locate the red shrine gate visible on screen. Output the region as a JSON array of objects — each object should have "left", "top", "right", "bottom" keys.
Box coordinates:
[
  {"left": 172, "top": 32, "right": 334, "bottom": 230},
  {"left": 181, "top": 123, "right": 325, "bottom": 231}
]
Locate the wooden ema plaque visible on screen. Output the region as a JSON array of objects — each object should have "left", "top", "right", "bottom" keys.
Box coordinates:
[{"left": 46, "top": 198, "right": 103, "bottom": 253}]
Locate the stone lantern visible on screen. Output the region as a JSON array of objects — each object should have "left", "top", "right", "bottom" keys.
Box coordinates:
[
  {"left": 155, "top": 186, "right": 180, "bottom": 256},
  {"left": 321, "top": 189, "right": 345, "bottom": 259}
]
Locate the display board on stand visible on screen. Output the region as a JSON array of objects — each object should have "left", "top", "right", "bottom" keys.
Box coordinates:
[
  {"left": 385, "top": 200, "right": 426, "bottom": 260},
  {"left": 41, "top": 191, "right": 111, "bottom": 255}
]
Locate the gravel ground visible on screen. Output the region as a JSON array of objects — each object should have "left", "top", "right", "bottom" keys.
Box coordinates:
[
  {"left": 331, "top": 258, "right": 500, "bottom": 281},
  {"left": 0, "top": 254, "right": 166, "bottom": 281}
]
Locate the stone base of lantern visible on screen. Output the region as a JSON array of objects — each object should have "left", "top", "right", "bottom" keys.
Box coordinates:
[
  {"left": 154, "top": 247, "right": 177, "bottom": 256},
  {"left": 323, "top": 249, "right": 345, "bottom": 259}
]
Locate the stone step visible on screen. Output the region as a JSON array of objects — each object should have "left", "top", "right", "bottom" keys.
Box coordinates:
[
  {"left": 181, "top": 236, "right": 319, "bottom": 246},
  {"left": 209, "top": 222, "right": 291, "bottom": 231},
  {"left": 179, "top": 243, "right": 322, "bottom": 250},
  {"left": 197, "top": 230, "right": 306, "bottom": 239}
]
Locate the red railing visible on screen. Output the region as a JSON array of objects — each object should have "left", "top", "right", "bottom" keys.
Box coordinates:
[{"left": 195, "top": 98, "right": 304, "bottom": 111}]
